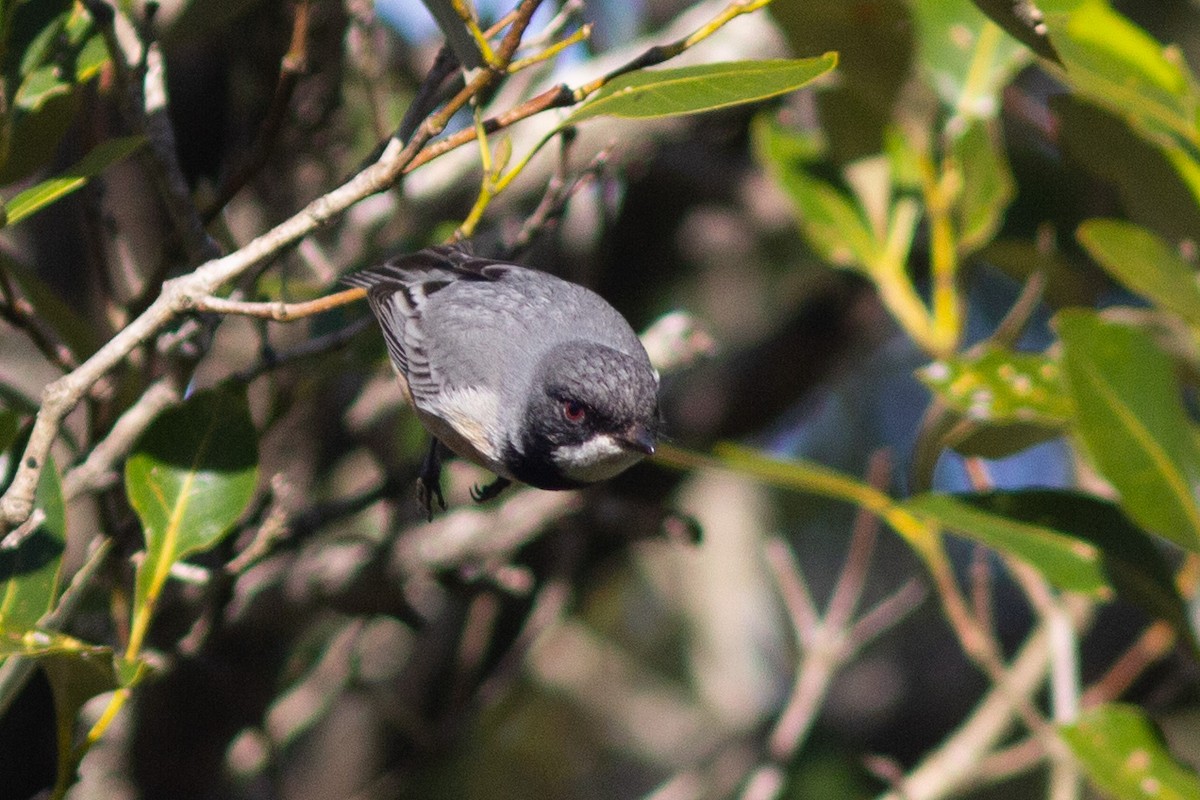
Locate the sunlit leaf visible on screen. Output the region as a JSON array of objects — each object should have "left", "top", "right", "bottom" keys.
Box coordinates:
[
  {"left": 1056, "top": 311, "right": 1200, "bottom": 552},
  {"left": 1076, "top": 220, "right": 1200, "bottom": 327},
  {"left": 565, "top": 55, "right": 838, "bottom": 124},
  {"left": 903, "top": 493, "right": 1108, "bottom": 595},
  {"left": 125, "top": 387, "right": 259, "bottom": 626},
  {"left": 912, "top": 0, "right": 1031, "bottom": 119},
  {"left": 0, "top": 628, "right": 108, "bottom": 659},
  {"left": 4, "top": 136, "right": 145, "bottom": 227},
  {"left": 919, "top": 345, "right": 1070, "bottom": 426},
  {"left": 1062, "top": 704, "right": 1200, "bottom": 800},
  {"left": 1042, "top": 0, "right": 1200, "bottom": 205}
]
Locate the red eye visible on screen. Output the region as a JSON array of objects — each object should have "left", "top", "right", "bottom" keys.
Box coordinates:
[{"left": 563, "top": 400, "right": 586, "bottom": 422}]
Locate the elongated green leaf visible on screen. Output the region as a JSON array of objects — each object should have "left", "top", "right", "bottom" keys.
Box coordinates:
[
  {"left": 564, "top": 55, "right": 838, "bottom": 124},
  {"left": 1077, "top": 220, "right": 1200, "bottom": 327},
  {"left": 903, "top": 493, "right": 1108, "bottom": 595},
  {"left": 754, "top": 115, "right": 881, "bottom": 269},
  {"left": 952, "top": 120, "right": 1014, "bottom": 253},
  {"left": 1043, "top": 1, "right": 1198, "bottom": 148},
  {"left": 0, "top": 456, "right": 66, "bottom": 633},
  {"left": 4, "top": 135, "right": 145, "bottom": 227},
  {"left": 1062, "top": 704, "right": 1200, "bottom": 800},
  {"left": 919, "top": 345, "right": 1070, "bottom": 425},
  {"left": 912, "top": 0, "right": 1030, "bottom": 118},
  {"left": 125, "top": 387, "right": 259, "bottom": 620},
  {"left": 945, "top": 491, "right": 1195, "bottom": 652},
  {"left": 0, "top": 628, "right": 108, "bottom": 659},
  {"left": 1056, "top": 311, "right": 1200, "bottom": 551}
]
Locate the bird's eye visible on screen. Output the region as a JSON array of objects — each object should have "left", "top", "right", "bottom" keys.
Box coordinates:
[{"left": 562, "top": 400, "right": 586, "bottom": 423}]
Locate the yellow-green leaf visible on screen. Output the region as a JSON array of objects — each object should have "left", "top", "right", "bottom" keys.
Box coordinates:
[
  {"left": 565, "top": 55, "right": 838, "bottom": 124},
  {"left": 1056, "top": 311, "right": 1200, "bottom": 551},
  {"left": 4, "top": 135, "right": 145, "bottom": 227}
]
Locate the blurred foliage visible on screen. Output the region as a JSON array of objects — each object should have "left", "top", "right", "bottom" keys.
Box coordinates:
[{"left": 0, "top": 0, "right": 1198, "bottom": 799}]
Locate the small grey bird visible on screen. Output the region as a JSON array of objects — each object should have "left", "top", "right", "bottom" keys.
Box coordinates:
[{"left": 344, "top": 245, "right": 660, "bottom": 518}]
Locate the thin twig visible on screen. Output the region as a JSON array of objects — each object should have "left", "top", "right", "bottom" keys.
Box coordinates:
[
  {"left": 0, "top": 262, "right": 80, "bottom": 373},
  {"left": 1080, "top": 620, "right": 1177, "bottom": 707}
]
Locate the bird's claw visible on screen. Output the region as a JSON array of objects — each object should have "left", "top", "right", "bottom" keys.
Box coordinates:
[
  {"left": 470, "top": 476, "right": 511, "bottom": 504},
  {"left": 416, "top": 477, "right": 446, "bottom": 522}
]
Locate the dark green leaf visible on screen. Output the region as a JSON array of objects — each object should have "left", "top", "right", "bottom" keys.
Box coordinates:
[
  {"left": 769, "top": 0, "right": 912, "bottom": 164},
  {"left": 1056, "top": 98, "right": 1200, "bottom": 244},
  {"left": 903, "top": 493, "right": 1108, "bottom": 595},
  {"left": 42, "top": 649, "right": 118, "bottom": 781},
  {"left": 1042, "top": 1, "right": 1200, "bottom": 205},
  {"left": 125, "top": 387, "right": 259, "bottom": 618},
  {"left": 971, "top": 0, "right": 1060, "bottom": 63},
  {"left": 952, "top": 120, "right": 1015, "bottom": 253},
  {"left": 4, "top": 135, "right": 144, "bottom": 226},
  {"left": 0, "top": 456, "right": 66, "bottom": 633},
  {"left": 1062, "top": 704, "right": 1200, "bottom": 800},
  {"left": 1056, "top": 311, "right": 1200, "bottom": 551},
  {"left": 1077, "top": 220, "right": 1200, "bottom": 327},
  {"left": 946, "top": 491, "right": 1196, "bottom": 653},
  {"left": 945, "top": 418, "right": 1064, "bottom": 460},
  {"left": 565, "top": 55, "right": 838, "bottom": 124},
  {"left": 918, "top": 345, "right": 1070, "bottom": 425}
]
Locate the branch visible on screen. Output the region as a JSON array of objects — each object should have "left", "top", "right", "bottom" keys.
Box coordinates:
[{"left": 0, "top": 0, "right": 546, "bottom": 534}]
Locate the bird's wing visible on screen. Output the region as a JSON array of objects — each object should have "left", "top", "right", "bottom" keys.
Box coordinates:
[{"left": 341, "top": 246, "right": 516, "bottom": 405}]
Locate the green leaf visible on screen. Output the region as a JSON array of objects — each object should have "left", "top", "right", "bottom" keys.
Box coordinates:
[
  {"left": 0, "top": 456, "right": 66, "bottom": 633},
  {"left": 1076, "top": 220, "right": 1200, "bottom": 327},
  {"left": 951, "top": 120, "right": 1014, "bottom": 254},
  {"left": 0, "top": 629, "right": 108, "bottom": 659},
  {"left": 4, "top": 136, "right": 145, "bottom": 227},
  {"left": 1056, "top": 311, "right": 1200, "bottom": 551},
  {"left": 919, "top": 345, "right": 1070, "bottom": 426},
  {"left": 754, "top": 115, "right": 881, "bottom": 269},
  {"left": 1043, "top": 1, "right": 1199, "bottom": 148},
  {"left": 911, "top": 0, "right": 1031, "bottom": 119},
  {"left": 769, "top": 0, "right": 911, "bottom": 164},
  {"left": 1062, "top": 704, "right": 1200, "bottom": 800},
  {"left": 564, "top": 55, "right": 838, "bottom": 124},
  {"left": 1056, "top": 98, "right": 1200, "bottom": 243},
  {"left": 125, "top": 387, "right": 259, "bottom": 633},
  {"left": 946, "top": 491, "right": 1196, "bottom": 653},
  {"left": 903, "top": 493, "right": 1108, "bottom": 596}
]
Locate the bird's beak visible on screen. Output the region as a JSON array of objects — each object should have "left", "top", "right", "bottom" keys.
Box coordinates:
[{"left": 619, "top": 423, "right": 657, "bottom": 456}]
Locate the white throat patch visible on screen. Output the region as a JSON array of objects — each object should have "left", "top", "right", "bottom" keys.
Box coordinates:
[{"left": 552, "top": 434, "right": 646, "bottom": 484}]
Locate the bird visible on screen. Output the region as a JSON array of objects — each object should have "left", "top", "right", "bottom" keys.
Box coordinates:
[{"left": 343, "top": 244, "right": 661, "bottom": 519}]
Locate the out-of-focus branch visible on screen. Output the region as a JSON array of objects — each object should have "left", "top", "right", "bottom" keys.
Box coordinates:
[{"left": 876, "top": 601, "right": 1093, "bottom": 800}]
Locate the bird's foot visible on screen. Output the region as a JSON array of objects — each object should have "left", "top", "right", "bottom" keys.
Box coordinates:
[
  {"left": 417, "top": 438, "right": 447, "bottom": 521},
  {"left": 470, "top": 476, "right": 512, "bottom": 504}
]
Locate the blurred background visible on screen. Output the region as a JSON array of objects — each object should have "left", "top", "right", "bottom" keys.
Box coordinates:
[{"left": 1, "top": 0, "right": 1199, "bottom": 798}]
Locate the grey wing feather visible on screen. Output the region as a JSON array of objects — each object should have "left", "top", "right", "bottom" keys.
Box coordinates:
[{"left": 341, "top": 246, "right": 515, "bottom": 404}]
